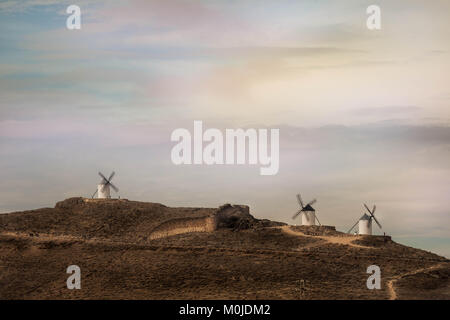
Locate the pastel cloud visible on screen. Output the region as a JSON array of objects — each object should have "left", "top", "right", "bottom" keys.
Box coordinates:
[{"left": 0, "top": 0, "right": 450, "bottom": 258}]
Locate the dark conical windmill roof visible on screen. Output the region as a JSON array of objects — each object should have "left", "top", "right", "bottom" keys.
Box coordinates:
[{"left": 303, "top": 204, "right": 315, "bottom": 211}]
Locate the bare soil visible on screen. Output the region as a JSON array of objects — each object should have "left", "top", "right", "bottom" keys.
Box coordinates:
[{"left": 0, "top": 198, "right": 448, "bottom": 300}]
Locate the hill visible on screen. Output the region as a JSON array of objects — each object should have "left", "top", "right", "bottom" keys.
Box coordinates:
[{"left": 0, "top": 198, "right": 448, "bottom": 299}]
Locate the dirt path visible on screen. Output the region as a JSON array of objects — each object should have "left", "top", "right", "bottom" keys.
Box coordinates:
[
  {"left": 387, "top": 262, "right": 446, "bottom": 300},
  {"left": 1, "top": 231, "right": 444, "bottom": 263},
  {"left": 280, "top": 225, "right": 374, "bottom": 250},
  {"left": 1, "top": 231, "right": 82, "bottom": 242}
]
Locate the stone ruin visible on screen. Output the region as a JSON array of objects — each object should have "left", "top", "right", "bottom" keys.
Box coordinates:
[{"left": 214, "top": 204, "right": 286, "bottom": 231}]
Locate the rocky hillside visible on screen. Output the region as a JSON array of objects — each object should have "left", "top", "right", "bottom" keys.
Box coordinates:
[
  {"left": 0, "top": 198, "right": 448, "bottom": 300},
  {"left": 0, "top": 198, "right": 284, "bottom": 242}
]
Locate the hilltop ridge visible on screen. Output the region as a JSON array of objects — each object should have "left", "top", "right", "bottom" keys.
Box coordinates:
[{"left": 0, "top": 198, "right": 285, "bottom": 242}]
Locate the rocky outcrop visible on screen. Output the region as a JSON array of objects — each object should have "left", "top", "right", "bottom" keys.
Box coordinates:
[{"left": 214, "top": 204, "right": 286, "bottom": 231}]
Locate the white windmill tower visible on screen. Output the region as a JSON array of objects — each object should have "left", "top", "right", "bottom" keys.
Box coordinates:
[
  {"left": 347, "top": 204, "right": 382, "bottom": 235},
  {"left": 91, "top": 171, "right": 119, "bottom": 199},
  {"left": 292, "top": 194, "right": 321, "bottom": 226}
]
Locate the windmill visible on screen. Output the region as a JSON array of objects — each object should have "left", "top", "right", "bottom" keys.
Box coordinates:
[
  {"left": 91, "top": 171, "right": 119, "bottom": 199},
  {"left": 347, "top": 204, "right": 382, "bottom": 235},
  {"left": 292, "top": 194, "right": 321, "bottom": 226}
]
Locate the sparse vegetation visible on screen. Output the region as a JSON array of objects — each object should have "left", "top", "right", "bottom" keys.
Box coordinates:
[{"left": 0, "top": 198, "right": 448, "bottom": 300}]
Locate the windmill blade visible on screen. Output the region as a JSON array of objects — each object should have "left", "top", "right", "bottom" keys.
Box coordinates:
[
  {"left": 347, "top": 219, "right": 360, "bottom": 234},
  {"left": 109, "top": 181, "right": 119, "bottom": 192},
  {"left": 292, "top": 210, "right": 303, "bottom": 220},
  {"left": 108, "top": 171, "right": 115, "bottom": 181},
  {"left": 91, "top": 189, "right": 98, "bottom": 199},
  {"left": 364, "top": 203, "right": 372, "bottom": 214},
  {"left": 315, "top": 215, "right": 322, "bottom": 226},
  {"left": 347, "top": 214, "right": 366, "bottom": 234},
  {"left": 98, "top": 171, "right": 108, "bottom": 183},
  {"left": 372, "top": 205, "right": 376, "bottom": 215},
  {"left": 307, "top": 199, "right": 317, "bottom": 207},
  {"left": 371, "top": 214, "right": 382, "bottom": 229},
  {"left": 296, "top": 194, "right": 304, "bottom": 208}
]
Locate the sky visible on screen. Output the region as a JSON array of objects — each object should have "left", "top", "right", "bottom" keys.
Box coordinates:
[{"left": 0, "top": 0, "right": 449, "bottom": 257}]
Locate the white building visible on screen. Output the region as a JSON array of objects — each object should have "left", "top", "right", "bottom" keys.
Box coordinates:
[
  {"left": 358, "top": 214, "right": 372, "bottom": 235},
  {"left": 301, "top": 204, "right": 316, "bottom": 226},
  {"left": 97, "top": 184, "right": 111, "bottom": 199}
]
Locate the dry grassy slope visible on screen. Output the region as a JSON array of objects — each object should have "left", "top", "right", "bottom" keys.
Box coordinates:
[
  {"left": 0, "top": 197, "right": 216, "bottom": 242},
  {"left": 0, "top": 198, "right": 448, "bottom": 300}
]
